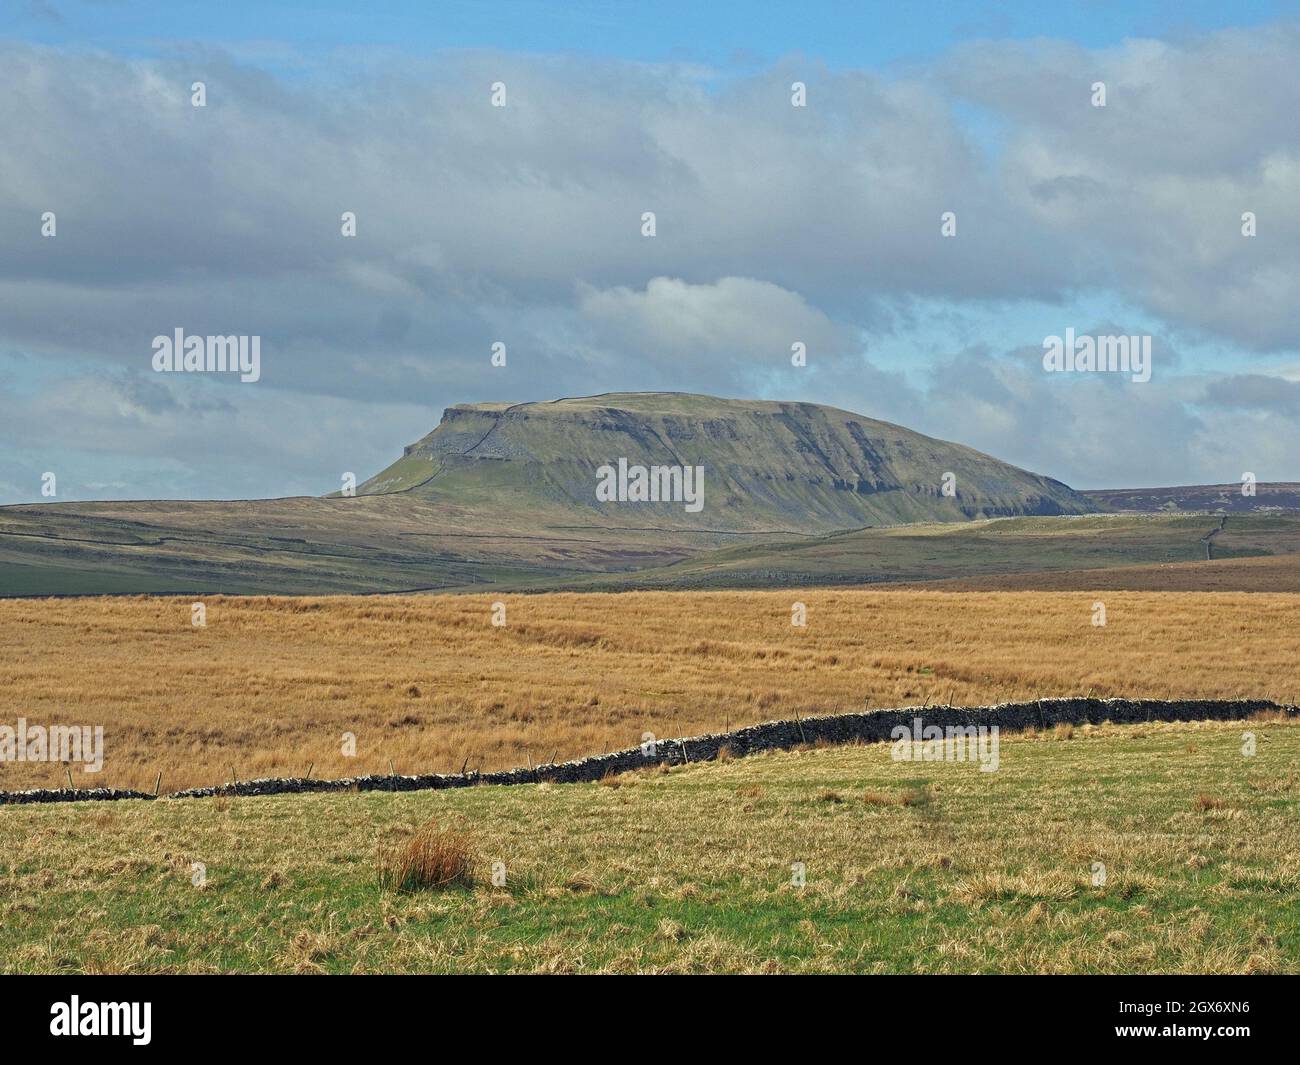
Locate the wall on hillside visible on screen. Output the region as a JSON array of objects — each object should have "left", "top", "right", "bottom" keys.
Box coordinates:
[{"left": 1, "top": 698, "right": 1287, "bottom": 806}]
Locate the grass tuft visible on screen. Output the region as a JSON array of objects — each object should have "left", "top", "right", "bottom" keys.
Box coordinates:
[
  {"left": 378, "top": 822, "right": 476, "bottom": 892},
  {"left": 862, "top": 789, "right": 900, "bottom": 806}
]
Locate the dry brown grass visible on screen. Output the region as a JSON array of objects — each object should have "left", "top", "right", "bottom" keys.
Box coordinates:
[
  {"left": 377, "top": 822, "right": 476, "bottom": 893},
  {"left": 861, "top": 789, "right": 899, "bottom": 806},
  {"left": 0, "top": 588, "right": 1297, "bottom": 791}
]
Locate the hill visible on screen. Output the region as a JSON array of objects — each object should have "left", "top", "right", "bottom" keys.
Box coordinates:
[
  {"left": 358, "top": 392, "right": 1092, "bottom": 529},
  {"left": 0, "top": 392, "right": 1094, "bottom": 596}
]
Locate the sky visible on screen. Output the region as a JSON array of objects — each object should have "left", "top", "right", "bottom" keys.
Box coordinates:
[{"left": 1, "top": 0, "right": 1299, "bottom": 501}]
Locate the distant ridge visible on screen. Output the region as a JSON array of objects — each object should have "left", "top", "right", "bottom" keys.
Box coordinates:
[{"left": 1084, "top": 483, "right": 1300, "bottom": 513}]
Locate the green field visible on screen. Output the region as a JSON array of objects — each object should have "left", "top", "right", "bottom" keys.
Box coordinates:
[{"left": 3, "top": 717, "right": 1296, "bottom": 973}]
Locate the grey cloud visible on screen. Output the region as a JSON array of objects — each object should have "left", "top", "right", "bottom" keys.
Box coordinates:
[
  {"left": 943, "top": 29, "right": 1300, "bottom": 350},
  {"left": 1199, "top": 372, "right": 1300, "bottom": 412}
]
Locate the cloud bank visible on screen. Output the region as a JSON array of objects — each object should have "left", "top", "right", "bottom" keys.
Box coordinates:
[{"left": 1, "top": 26, "right": 1297, "bottom": 500}]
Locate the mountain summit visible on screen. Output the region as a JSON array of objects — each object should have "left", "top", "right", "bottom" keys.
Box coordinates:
[{"left": 357, "top": 392, "right": 1093, "bottom": 531}]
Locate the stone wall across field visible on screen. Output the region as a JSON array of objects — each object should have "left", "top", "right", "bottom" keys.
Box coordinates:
[
  {"left": 0, "top": 786, "right": 156, "bottom": 806},
  {"left": 0, "top": 698, "right": 1291, "bottom": 806}
]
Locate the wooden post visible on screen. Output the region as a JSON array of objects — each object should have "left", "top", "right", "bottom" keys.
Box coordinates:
[{"left": 154, "top": 771, "right": 162, "bottom": 796}]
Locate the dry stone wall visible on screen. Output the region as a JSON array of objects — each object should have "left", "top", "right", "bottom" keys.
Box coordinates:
[{"left": 0, "top": 698, "right": 1289, "bottom": 806}]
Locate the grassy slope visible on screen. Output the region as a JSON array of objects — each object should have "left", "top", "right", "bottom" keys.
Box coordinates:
[
  {"left": 4, "top": 503, "right": 1300, "bottom": 598},
  {"left": 907, "top": 553, "right": 1300, "bottom": 593},
  {"left": 0, "top": 495, "right": 764, "bottom": 596},
  {"left": 2, "top": 717, "right": 1296, "bottom": 974},
  {"left": 560, "top": 513, "right": 1300, "bottom": 591}
]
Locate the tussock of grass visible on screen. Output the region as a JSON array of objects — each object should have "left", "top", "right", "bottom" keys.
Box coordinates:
[
  {"left": 954, "top": 871, "right": 1079, "bottom": 906},
  {"left": 378, "top": 823, "right": 476, "bottom": 893}
]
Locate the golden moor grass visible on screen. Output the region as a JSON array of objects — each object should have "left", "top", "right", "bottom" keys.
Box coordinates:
[
  {"left": 378, "top": 822, "right": 476, "bottom": 893},
  {"left": 0, "top": 588, "right": 1297, "bottom": 791}
]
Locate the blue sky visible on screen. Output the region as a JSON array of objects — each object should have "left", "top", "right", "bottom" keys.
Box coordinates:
[
  {"left": 1, "top": 2, "right": 1299, "bottom": 500},
  {"left": 10, "top": 0, "right": 1300, "bottom": 67}
]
